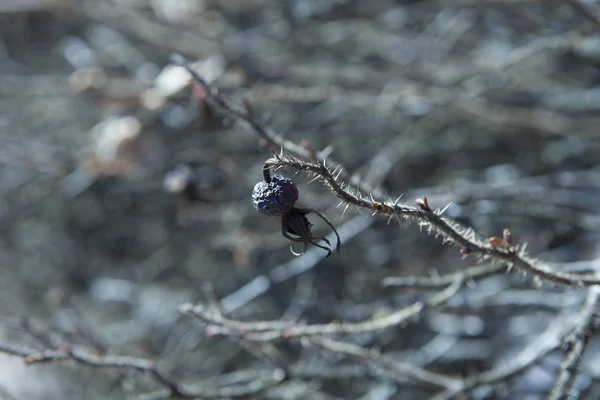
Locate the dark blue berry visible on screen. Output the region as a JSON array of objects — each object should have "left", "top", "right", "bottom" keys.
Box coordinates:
[{"left": 252, "top": 175, "right": 299, "bottom": 216}]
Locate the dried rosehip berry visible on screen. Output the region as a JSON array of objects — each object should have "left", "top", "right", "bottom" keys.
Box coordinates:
[
  {"left": 252, "top": 162, "right": 341, "bottom": 257},
  {"left": 252, "top": 175, "right": 299, "bottom": 217}
]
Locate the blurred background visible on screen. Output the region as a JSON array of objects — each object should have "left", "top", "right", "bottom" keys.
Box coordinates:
[{"left": 1, "top": 0, "right": 600, "bottom": 399}]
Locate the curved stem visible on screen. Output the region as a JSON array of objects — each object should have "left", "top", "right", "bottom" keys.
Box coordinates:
[
  {"left": 282, "top": 220, "right": 309, "bottom": 255},
  {"left": 309, "top": 240, "right": 332, "bottom": 257},
  {"left": 263, "top": 164, "right": 272, "bottom": 183},
  {"left": 297, "top": 208, "right": 342, "bottom": 254}
]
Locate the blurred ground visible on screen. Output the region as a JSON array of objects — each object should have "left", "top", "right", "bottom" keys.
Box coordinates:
[{"left": 2, "top": 0, "right": 600, "bottom": 399}]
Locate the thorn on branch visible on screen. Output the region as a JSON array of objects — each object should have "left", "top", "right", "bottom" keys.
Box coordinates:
[
  {"left": 503, "top": 228, "right": 514, "bottom": 245},
  {"left": 416, "top": 197, "right": 432, "bottom": 212}
]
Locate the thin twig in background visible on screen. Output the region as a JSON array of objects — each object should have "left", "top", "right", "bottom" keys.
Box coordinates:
[
  {"left": 448, "top": 289, "right": 584, "bottom": 312},
  {"left": 430, "top": 288, "right": 599, "bottom": 400},
  {"left": 305, "top": 337, "right": 460, "bottom": 390},
  {"left": 382, "top": 263, "right": 506, "bottom": 289},
  {"left": 0, "top": 0, "right": 60, "bottom": 13},
  {"left": 453, "top": 98, "right": 571, "bottom": 136},
  {"left": 0, "top": 340, "right": 285, "bottom": 398},
  {"left": 0, "top": 342, "right": 183, "bottom": 397},
  {"left": 181, "top": 280, "right": 461, "bottom": 340},
  {"left": 362, "top": 107, "right": 455, "bottom": 187},
  {"left": 547, "top": 287, "right": 600, "bottom": 400},
  {"left": 76, "top": 1, "right": 218, "bottom": 59},
  {"left": 566, "top": 0, "right": 600, "bottom": 28}
]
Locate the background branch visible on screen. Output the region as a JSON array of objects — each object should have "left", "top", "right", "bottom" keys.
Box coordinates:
[
  {"left": 430, "top": 288, "right": 599, "bottom": 400},
  {"left": 547, "top": 287, "right": 600, "bottom": 400},
  {"left": 0, "top": 340, "right": 285, "bottom": 398},
  {"left": 182, "top": 280, "right": 461, "bottom": 340}
]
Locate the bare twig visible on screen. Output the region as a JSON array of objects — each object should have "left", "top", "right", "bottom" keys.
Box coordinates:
[
  {"left": 305, "top": 337, "right": 460, "bottom": 390},
  {"left": 453, "top": 98, "right": 571, "bottom": 136},
  {"left": 0, "top": 342, "right": 285, "bottom": 398},
  {"left": 449, "top": 289, "right": 583, "bottom": 312},
  {"left": 170, "top": 54, "right": 314, "bottom": 157},
  {"left": 181, "top": 280, "right": 461, "bottom": 340},
  {"left": 430, "top": 288, "right": 599, "bottom": 400},
  {"left": 291, "top": 363, "right": 370, "bottom": 380},
  {"left": 547, "top": 287, "right": 600, "bottom": 400},
  {"left": 0, "top": 342, "right": 184, "bottom": 396},
  {"left": 19, "top": 318, "right": 63, "bottom": 349},
  {"left": 382, "top": 263, "right": 506, "bottom": 289}
]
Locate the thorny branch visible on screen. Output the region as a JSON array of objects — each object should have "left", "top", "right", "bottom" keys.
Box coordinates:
[{"left": 265, "top": 152, "right": 600, "bottom": 287}]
